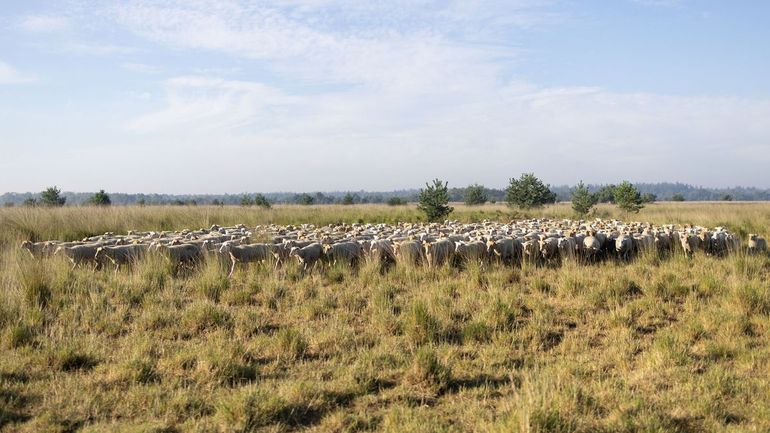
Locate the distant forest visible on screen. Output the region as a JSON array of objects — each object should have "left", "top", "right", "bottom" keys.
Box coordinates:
[{"left": 2, "top": 182, "right": 769, "bottom": 206}]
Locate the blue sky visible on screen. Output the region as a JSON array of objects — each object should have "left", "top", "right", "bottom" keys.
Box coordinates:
[{"left": 1, "top": 0, "right": 769, "bottom": 193}]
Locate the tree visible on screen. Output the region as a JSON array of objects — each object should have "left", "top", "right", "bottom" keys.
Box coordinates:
[
  {"left": 594, "top": 185, "right": 616, "bottom": 203},
  {"left": 671, "top": 193, "right": 685, "bottom": 202},
  {"left": 464, "top": 184, "right": 487, "bottom": 206},
  {"left": 254, "top": 194, "right": 271, "bottom": 209},
  {"left": 22, "top": 198, "right": 37, "bottom": 207},
  {"left": 40, "top": 186, "right": 66, "bottom": 207},
  {"left": 240, "top": 195, "right": 254, "bottom": 206},
  {"left": 505, "top": 173, "right": 556, "bottom": 209},
  {"left": 296, "top": 193, "right": 314, "bottom": 205},
  {"left": 137, "top": 198, "right": 146, "bottom": 207},
  {"left": 614, "top": 181, "right": 644, "bottom": 214},
  {"left": 571, "top": 181, "right": 597, "bottom": 216},
  {"left": 387, "top": 197, "right": 407, "bottom": 206},
  {"left": 721, "top": 194, "right": 734, "bottom": 201},
  {"left": 211, "top": 199, "right": 223, "bottom": 206},
  {"left": 641, "top": 192, "right": 657, "bottom": 204},
  {"left": 88, "top": 190, "right": 111, "bottom": 206},
  {"left": 342, "top": 193, "right": 355, "bottom": 205},
  {"left": 418, "top": 179, "right": 454, "bottom": 222}
]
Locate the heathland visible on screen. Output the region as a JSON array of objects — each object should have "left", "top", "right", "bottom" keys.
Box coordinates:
[{"left": 1, "top": 202, "right": 769, "bottom": 432}]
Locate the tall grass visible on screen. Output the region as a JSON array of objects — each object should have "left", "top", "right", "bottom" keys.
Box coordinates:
[{"left": 0, "top": 203, "right": 769, "bottom": 432}]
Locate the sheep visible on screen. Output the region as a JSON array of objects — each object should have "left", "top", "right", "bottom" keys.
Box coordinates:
[
  {"left": 323, "top": 242, "right": 364, "bottom": 267},
  {"left": 154, "top": 243, "right": 204, "bottom": 268},
  {"left": 94, "top": 244, "right": 149, "bottom": 272},
  {"left": 368, "top": 239, "right": 396, "bottom": 266},
  {"left": 55, "top": 243, "right": 104, "bottom": 271},
  {"left": 394, "top": 240, "right": 424, "bottom": 266},
  {"left": 220, "top": 243, "right": 273, "bottom": 278},
  {"left": 423, "top": 239, "right": 454, "bottom": 268},
  {"left": 454, "top": 241, "right": 487, "bottom": 266},
  {"left": 20, "top": 241, "right": 52, "bottom": 258},
  {"left": 289, "top": 243, "right": 324, "bottom": 271},
  {"left": 487, "top": 238, "right": 521, "bottom": 266},
  {"left": 615, "top": 234, "right": 634, "bottom": 261},
  {"left": 748, "top": 234, "right": 767, "bottom": 255}
]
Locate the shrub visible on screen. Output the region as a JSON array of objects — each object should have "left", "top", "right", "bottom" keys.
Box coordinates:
[
  {"left": 88, "top": 190, "right": 111, "bottom": 206},
  {"left": 405, "top": 301, "right": 442, "bottom": 345},
  {"left": 418, "top": 179, "right": 454, "bottom": 222},
  {"left": 276, "top": 328, "right": 308, "bottom": 360},
  {"left": 464, "top": 184, "right": 488, "bottom": 206},
  {"left": 404, "top": 347, "right": 451, "bottom": 393},
  {"left": 386, "top": 197, "right": 407, "bottom": 206}
]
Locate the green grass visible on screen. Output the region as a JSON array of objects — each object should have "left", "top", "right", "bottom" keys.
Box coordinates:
[{"left": 0, "top": 203, "right": 769, "bottom": 432}]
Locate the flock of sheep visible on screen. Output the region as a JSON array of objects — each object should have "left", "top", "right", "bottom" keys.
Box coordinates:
[{"left": 20, "top": 219, "right": 768, "bottom": 277}]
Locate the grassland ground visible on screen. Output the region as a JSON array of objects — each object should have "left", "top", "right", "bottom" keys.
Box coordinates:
[{"left": 1, "top": 203, "right": 769, "bottom": 432}]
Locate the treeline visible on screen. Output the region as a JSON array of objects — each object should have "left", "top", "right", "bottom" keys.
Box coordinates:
[{"left": 2, "top": 182, "right": 769, "bottom": 207}]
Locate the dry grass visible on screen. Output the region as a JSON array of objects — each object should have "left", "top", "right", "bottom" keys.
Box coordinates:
[{"left": 0, "top": 203, "right": 769, "bottom": 432}]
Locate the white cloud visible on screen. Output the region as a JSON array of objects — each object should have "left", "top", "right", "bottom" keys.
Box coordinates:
[
  {"left": 20, "top": 15, "right": 70, "bottom": 32},
  {"left": 63, "top": 42, "right": 138, "bottom": 56},
  {"left": 0, "top": 61, "right": 34, "bottom": 84},
  {"left": 121, "top": 62, "right": 162, "bottom": 74}
]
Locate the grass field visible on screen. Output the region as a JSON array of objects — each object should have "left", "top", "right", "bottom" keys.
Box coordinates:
[{"left": 1, "top": 203, "right": 769, "bottom": 432}]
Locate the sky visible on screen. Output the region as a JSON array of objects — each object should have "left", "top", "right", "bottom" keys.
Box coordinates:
[{"left": 1, "top": 0, "right": 769, "bottom": 194}]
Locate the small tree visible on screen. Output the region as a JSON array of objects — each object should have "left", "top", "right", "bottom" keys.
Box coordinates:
[
  {"left": 671, "top": 193, "right": 685, "bottom": 202},
  {"left": 240, "top": 195, "right": 254, "bottom": 207},
  {"left": 614, "top": 181, "right": 644, "bottom": 214},
  {"left": 137, "top": 198, "right": 146, "bottom": 206},
  {"left": 387, "top": 197, "right": 407, "bottom": 206},
  {"left": 211, "top": 199, "right": 223, "bottom": 206},
  {"left": 342, "top": 193, "right": 355, "bottom": 205},
  {"left": 254, "top": 194, "right": 271, "bottom": 209},
  {"left": 641, "top": 192, "right": 657, "bottom": 204},
  {"left": 296, "top": 193, "right": 314, "bottom": 205},
  {"left": 571, "top": 180, "right": 597, "bottom": 217},
  {"left": 721, "top": 194, "right": 734, "bottom": 201},
  {"left": 22, "top": 198, "right": 37, "bottom": 207},
  {"left": 418, "top": 179, "right": 454, "bottom": 222},
  {"left": 594, "top": 184, "right": 616, "bottom": 203},
  {"left": 505, "top": 173, "right": 556, "bottom": 209},
  {"left": 464, "top": 184, "right": 487, "bottom": 206},
  {"left": 40, "top": 186, "right": 66, "bottom": 207},
  {"left": 88, "top": 190, "right": 111, "bottom": 206}
]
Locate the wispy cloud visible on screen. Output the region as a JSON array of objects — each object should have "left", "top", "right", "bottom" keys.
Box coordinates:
[
  {"left": 19, "top": 14, "right": 70, "bottom": 32},
  {"left": 0, "top": 61, "right": 34, "bottom": 84},
  {"left": 63, "top": 42, "right": 138, "bottom": 56},
  {"left": 121, "top": 62, "right": 161, "bottom": 74}
]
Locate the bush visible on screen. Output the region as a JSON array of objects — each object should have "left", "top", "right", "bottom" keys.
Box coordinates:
[
  {"left": 275, "top": 328, "right": 308, "bottom": 360},
  {"left": 417, "top": 179, "right": 454, "bottom": 222},
  {"left": 88, "top": 190, "right": 111, "bottom": 206},
  {"left": 671, "top": 193, "right": 686, "bottom": 202},
  {"left": 295, "top": 193, "right": 314, "bottom": 205},
  {"left": 464, "top": 184, "right": 487, "bottom": 206},
  {"left": 505, "top": 173, "right": 556, "bottom": 209},
  {"left": 386, "top": 197, "right": 407, "bottom": 206},
  {"left": 254, "top": 194, "right": 271, "bottom": 209},
  {"left": 342, "top": 193, "right": 355, "bottom": 205},
  {"left": 405, "top": 301, "right": 442, "bottom": 345}
]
